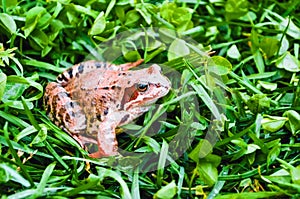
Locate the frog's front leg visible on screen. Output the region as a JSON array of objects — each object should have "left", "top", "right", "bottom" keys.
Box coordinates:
[{"left": 88, "top": 111, "right": 136, "bottom": 158}]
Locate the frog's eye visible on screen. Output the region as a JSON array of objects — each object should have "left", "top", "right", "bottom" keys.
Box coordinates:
[{"left": 136, "top": 83, "right": 148, "bottom": 92}]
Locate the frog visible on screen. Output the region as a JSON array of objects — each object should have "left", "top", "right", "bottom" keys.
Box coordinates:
[{"left": 44, "top": 59, "right": 171, "bottom": 158}]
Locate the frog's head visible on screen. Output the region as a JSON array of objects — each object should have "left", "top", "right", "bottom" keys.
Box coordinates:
[{"left": 122, "top": 64, "right": 171, "bottom": 111}]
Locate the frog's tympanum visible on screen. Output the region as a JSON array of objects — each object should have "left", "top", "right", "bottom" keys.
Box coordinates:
[{"left": 44, "top": 60, "right": 171, "bottom": 158}]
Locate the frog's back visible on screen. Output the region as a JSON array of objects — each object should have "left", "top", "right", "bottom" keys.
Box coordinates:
[{"left": 57, "top": 61, "right": 113, "bottom": 86}]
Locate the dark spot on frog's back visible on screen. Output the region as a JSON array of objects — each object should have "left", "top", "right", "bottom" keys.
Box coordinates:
[
  {"left": 70, "top": 111, "right": 75, "bottom": 117},
  {"left": 96, "top": 113, "right": 101, "bottom": 121},
  {"left": 104, "top": 108, "right": 109, "bottom": 115},
  {"left": 95, "top": 62, "right": 106, "bottom": 69},
  {"left": 65, "top": 101, "right": 74, "bottom": 109},
  {"left": 89, "top": 117, "right": 95, "bottom": 124},
  {"left": 65, "top": 112, "right": 71, "bottom": 123},
  {"left": 78, "top": 63, "right": 84, "bottom": 74},
  {"left": 120, "top": 114, "right": 130, "bottom": 124}
]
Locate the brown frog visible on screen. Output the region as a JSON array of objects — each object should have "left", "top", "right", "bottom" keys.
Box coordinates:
[{"left": 44, "top": 59, "right": 171, "bottom": 158}]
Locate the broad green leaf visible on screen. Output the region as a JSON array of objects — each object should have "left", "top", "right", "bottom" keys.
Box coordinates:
[
  {"left": 246, "top": 143, "right": 260, "bottom": 154},
  {"left": 49, "top": 19, "right": 65, "bottom": 41},
  {"left": 258, "top": 80, "right": 277, "bottom": 91},
  {"left": 154, "top": 181, "right": 177, "bottom": 199},
  {"left": 266, "top": 10, "right": 300, "bottom": 39},
  {"left": 291, "top": 166, "right": 300, "bottom": 185},
  {"left": 160, "top": 2, "right": 192, "bottom": 32},
  {"left": 261, "top": 116, "right": 287, "bottom": 132},
  {"left": 225, "top": 0, "right": 248, "bottom": 20},
  {"left": 276, "top": 52, "right": 300, "bottom": 72},
  {"left": 275, "top": 158, "right": 300, "bottom": 186},
  {"left": 189, "top": 139, "right": 213, "bottom": 163},
  {"left": 125, "top": 10, "right": 141, "bottom": 27},
  {"left": 170, "top": 7, "right": 193, "bottom": 32},
  {"left": 210, "top": 56, "right": 232, "bottom": 75},
  {"left": 42, "top": 45, "right": 53, "bottom": 57},
  {"left": 260, "top": 37, "right": 280, "bottom": 58},
  {"left": 227, "top": 44, "right": 241, "bottom": 60},
  {"left": 267, "top": 145, "right": 281, "bottom": 168},
  {"left": 30, "top": 29, "right": 49, "bottom": 49},
  {"left": 71, "top": 4, "right": 98, "bottom": 18},
  {"left": 115, "top": 6, "right": 126, "bottom": 22},
  {"left": 3, "top": 75, "right": 43, "bottom": 103},
  {"left": 0, "top": 13, "right": 17, "bottom": 34},
  {"left": 239, "top": 11, "right": 257, "bottom": 21},
  {"left": 23, "top": 6, "right": 47, "bottom": 37},
  {"left": 247, "top": 94, "right": 270, "bottom": 114},
  {"left": 168, "top": 38, "right": 190, "bottom": 60},
  {"left": 276, "top": 34, "right": 289, "bottom": 55},
  {"left": 283, "top": 110, "right": 300, "bottom": 135},
  {"left": 198, "top": 162, "right": 218, "bottom": 187},
  {"left": 0, "top": 72, "right": 7, "bottom": 101},
  {"left": 123, "top": 51, "right": 141, "bottom": 62},
  {"left": 30, "top": 125, "right": 47, "bottom": 145},
  {"left": 203, "top": 154, "right": 222, "bottom": 168},
  {"left": 159, "top": 28, "right": 177, "bottom": 44},
  {"left": 89, "top": 12, "right": 106, "bottom": 36},
  {"left": 160, "top": 2, "right": 177, "bottom": 22},
  {"left": 136, "top": 3, "right": 153, "bottom": 25},
  {"left": 2, "top": 82, "right": 28, "bottom": 101}
]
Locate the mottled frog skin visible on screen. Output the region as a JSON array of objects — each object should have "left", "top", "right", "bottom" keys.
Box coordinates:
[{"left": 44, "top": 60, "right": 171, "bottom": 158}]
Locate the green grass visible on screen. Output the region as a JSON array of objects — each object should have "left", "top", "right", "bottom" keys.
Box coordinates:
[{"left": 0, "top": 0, "right": 300, "bottom": 198}]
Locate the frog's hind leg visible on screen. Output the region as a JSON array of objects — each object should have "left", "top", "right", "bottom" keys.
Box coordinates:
[{"left": 44, "top": 82, "right": 87, "bottom": 144}]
